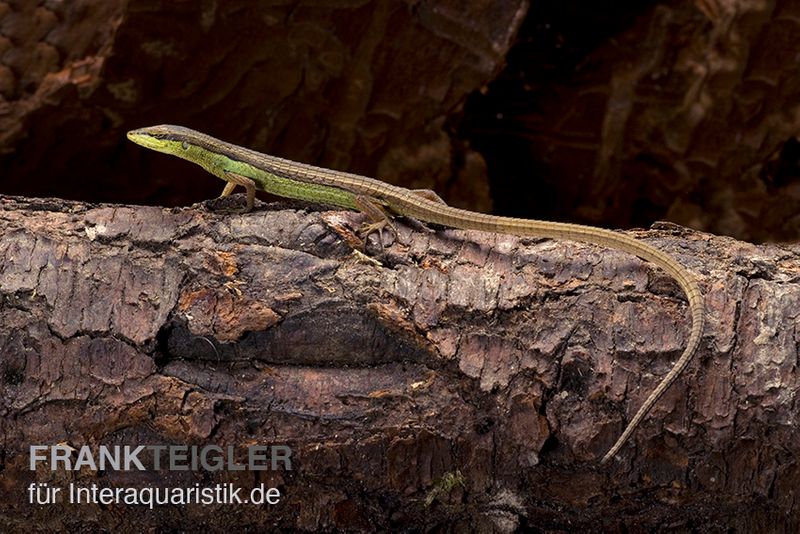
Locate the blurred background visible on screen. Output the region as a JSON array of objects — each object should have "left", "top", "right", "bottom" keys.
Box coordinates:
[{"left": 2, "top": 0, "right": 800, "bottom": 243}]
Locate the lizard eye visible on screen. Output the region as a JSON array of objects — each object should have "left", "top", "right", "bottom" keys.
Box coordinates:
[{"left": 181, "top": 141, "right": 189, "bottom": 150}]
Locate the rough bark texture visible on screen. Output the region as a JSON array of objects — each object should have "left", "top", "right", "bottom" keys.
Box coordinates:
[
  {"left": 4, "top": 0, "right": 800, "bottom": 530},
  {"left": 2, "top": 196, "right": 798, "bottom": 531}
]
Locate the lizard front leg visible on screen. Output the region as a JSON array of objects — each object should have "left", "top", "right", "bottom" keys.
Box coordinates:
[{"left": 221, "top": 171, "right": 257, "bottom": 212}]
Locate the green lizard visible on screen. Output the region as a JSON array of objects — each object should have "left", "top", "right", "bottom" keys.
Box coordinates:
[{"left": 127, "top": 124, "right": 705, "bottom": 464}]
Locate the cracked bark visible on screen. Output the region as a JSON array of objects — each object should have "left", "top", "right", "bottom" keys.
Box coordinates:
[{"left": 2, "top": 195, "right": 797, "bottom": 531}]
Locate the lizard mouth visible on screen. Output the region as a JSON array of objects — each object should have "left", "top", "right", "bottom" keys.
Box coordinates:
[{"left": 127, "top": 129, "right": 171, "bottom": 152}]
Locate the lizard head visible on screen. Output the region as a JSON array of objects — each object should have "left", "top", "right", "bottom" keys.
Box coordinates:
[
  {"left": 127, "top": 124, "right": 231, "bottom": 179},
  {"left": 127, "top": 124, "right": 199, "bottom": 154}
]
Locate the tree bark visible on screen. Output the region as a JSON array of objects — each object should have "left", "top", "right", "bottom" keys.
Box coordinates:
[{"left": 1, "top": 195, "right": 795, "bottom": 530}]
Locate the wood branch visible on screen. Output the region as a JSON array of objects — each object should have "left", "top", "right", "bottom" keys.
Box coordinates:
[{"left": 2, "top": 195, "right": 796, "bottom": 530}]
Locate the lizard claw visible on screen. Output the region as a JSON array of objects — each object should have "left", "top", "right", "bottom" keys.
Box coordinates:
[{"left": 359, "top": 219, "right": 397, "bottom": 249}]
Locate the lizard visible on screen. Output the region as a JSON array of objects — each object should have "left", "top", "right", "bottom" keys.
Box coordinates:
[{"left": 127, "top": 124, "right": 705, "bottom": 464}]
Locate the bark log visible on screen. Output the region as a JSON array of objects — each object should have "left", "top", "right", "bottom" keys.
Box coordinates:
[{"left": 1, "top": 195, "right": 797, "bottom": 530}]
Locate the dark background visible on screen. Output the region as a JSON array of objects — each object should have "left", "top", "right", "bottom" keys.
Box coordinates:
[{"left": 2, "top": 1, "right": 800, "bottom": 241}]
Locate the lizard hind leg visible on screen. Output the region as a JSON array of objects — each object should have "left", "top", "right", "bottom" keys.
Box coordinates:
[
  {"left": 353, "top": 194, "right": 398, "bottom": 247},
  {"left": 412, "top": 188, "right": 448, "bottom": 205}
]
